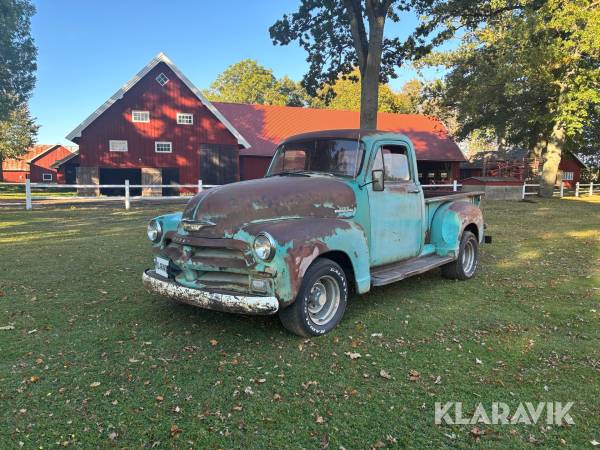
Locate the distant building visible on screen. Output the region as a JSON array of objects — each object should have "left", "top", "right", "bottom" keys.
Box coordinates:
[
  {"left": 0, "top": 144, "right": 75, "bottom": 183},
  {"left": 460, "top": 148, "right": 586, "bottom": 187},
  {"left": 66, "top": 52, "right": 465, "bottom": 191}
]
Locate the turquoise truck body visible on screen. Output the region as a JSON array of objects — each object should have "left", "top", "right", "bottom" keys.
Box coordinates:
[{"left": 143, "top": 130, "right": 485, "bottom": 317}]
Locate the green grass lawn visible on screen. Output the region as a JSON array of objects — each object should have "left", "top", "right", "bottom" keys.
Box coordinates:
[
  {"left": 0, "top": 198, "right": 598, "bottom": 448},
  {"left": 0, "top": 184, "right": 77, "bottom": 200}
]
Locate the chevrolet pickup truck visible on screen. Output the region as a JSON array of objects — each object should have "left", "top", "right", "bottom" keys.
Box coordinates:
[{"left": 143, "top": 130, "right": 488, "bottom": 336}]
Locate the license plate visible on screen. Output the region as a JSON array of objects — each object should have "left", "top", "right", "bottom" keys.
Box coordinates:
[{"left": 155, "top": 256, "right": 169, "bottom": 278}]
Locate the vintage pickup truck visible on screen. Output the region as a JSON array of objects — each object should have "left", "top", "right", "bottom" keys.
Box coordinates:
[{"left": 143, "top": 130, "right": 488, "bottom": 336}]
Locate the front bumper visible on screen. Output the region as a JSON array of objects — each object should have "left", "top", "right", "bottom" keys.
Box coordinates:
[{"left": 142, "top": 270, "right": 279, "bottom": 315}]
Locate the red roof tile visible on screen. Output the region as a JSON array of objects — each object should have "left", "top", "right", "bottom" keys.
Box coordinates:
[
  {"left": 213, "top": 102, "right": 465, "bottom": 162},
  {"left": 1, "top": 145, "right": 58, "bottom": 172}
]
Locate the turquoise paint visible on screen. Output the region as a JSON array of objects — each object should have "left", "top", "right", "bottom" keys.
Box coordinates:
[
  {"left": 151, "top": 212, "right": 182, "bottom": 247},
  {"left": 148, "top": 132, "right": 483, "bottom": 307}
]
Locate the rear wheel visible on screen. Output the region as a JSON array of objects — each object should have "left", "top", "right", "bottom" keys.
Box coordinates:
[
  {"left": 279, "top": 258, "right": 348, "bottom": 337},
  {"left": 442, "top": 230, "right": 479, "bottom": 280}
]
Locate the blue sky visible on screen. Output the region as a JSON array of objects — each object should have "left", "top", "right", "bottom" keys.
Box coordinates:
[{"left": 30, "top": 0, "right": 449, "bottom": 145}]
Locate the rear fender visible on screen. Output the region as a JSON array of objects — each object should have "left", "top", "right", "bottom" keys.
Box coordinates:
[
  {"left": 430, "top": 201, "right": 484, "bottom": 257},
  {"left": 243, "top": 218, "right": 371, "bottom": 306}
]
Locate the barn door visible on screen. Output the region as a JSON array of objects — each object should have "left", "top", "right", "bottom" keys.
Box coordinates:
[{"left": 199, "top": 144, "right": 239, "bottom": 185}]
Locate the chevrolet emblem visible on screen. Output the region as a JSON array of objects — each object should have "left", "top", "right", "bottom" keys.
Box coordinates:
[{"left": 181, "top": 218, "right": 216, "bottom": 231}]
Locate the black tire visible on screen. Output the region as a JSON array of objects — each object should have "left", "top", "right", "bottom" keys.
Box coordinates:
[
  {"left": 441, "top": 230, "right": 479, "bottom": 280},
  {"left": 279, "top": 258, "right": 348, "bottom": 337}
]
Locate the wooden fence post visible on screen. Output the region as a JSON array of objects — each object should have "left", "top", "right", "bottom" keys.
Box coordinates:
[
  {"left": 575, "top": 182, "right": 580, "bottom": 197},
  {"left": 522, "top": 183, "right": 526, "bottom": 200},
  {"left": 559, "top": 181, "right": 564, "bottom": 198},
  {"left": 125, "top": 179, "right": 130, "bottom": 210},
  {"left": 590, "top": 182, "right": 594, "bottom": 196},
  {"left": 25, "top": 178, "right": 32, "bottom": 210},
  {"left": 198, "top": 179, "right": 203, "bottom": 193}
]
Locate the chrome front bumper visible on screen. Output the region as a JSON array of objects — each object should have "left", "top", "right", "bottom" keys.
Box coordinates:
[{"left": 142, "top": 270, "right": 279, "bottom": 315}]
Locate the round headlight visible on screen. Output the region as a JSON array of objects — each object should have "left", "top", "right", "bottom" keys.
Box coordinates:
[
  {"left": 253, "top": 232, "right": 275, "bottom": 261},
  {"left": 147, "top": 220, "right": 162, "bottom": 242}
]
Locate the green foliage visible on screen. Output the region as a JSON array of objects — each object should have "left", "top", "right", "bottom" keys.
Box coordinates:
[
  {"left": 0, "top": 103, "right": 38, "bottom": 160},
  {"left": 433, "top": 0, "right": 600, "bottom": 149},
  {"left": 204, "top": 59, "right": 308, "bottom": 106},
  {"left": 310, "top": 70, "right": 422, "bottom": 114},
  {"left": 0, "top": 0, "right": 37, "bottom": 121}
]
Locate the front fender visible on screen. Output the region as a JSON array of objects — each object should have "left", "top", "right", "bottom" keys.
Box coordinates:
[
  {"left": 243, "top": 218, "right": 370, "bottom": 306},
  {"left": 430, "top": 201, "right": 484, "bottom": 257}
]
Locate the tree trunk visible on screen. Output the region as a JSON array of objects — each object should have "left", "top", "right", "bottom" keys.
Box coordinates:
[
  {"left": 540, "top": 124, "right": 565, "bottom": 197},
  {"left": 359, "top": 1, "right": 386, "bottom": 130},
  {"left": 360, "top": 65, "right": 380, "bottom": 129},
  {"left": 527, "top": 138, "right": 547, "bottom": 179}
]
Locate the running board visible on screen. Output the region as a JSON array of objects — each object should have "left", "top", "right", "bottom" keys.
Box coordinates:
[{"left": 370, "top": 255, "right": 455, "bottom": 286}]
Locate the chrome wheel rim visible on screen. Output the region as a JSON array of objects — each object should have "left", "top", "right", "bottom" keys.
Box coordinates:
[
  {"left": 461, "top": 239, "right": 477, "bottom": 276},
  {"left": 307, "top": 275, "right": 340, "bottom": 325}
]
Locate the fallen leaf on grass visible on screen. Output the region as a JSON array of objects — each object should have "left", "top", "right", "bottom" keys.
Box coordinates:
[
  {"left": 170, "top": 424, "right": 182, "bottom": 437},
  {"left": 408, "top": 370, "right": 420, "bottom": 381},
  {"left": 470, "top": 427, "right": 484, "bottom": 438},
  {"left": 591, "top": 440, "right": 599, "bottom": 446},
  {"left": 272, "top": 393, "right": 282, "bottom": 401},
  {"left": 155, "top": 395, "right": 164, "bottom": 402},
  {"left": 475, "top": 358, "right": 483, "bottom": 365},
  {"left": 89, "top": 382, "right": 101, "bottom": 388},
  {"left": 379, "top": 369, "right": 392, "bottom": 380},
  {"left": 315, "top": 413, "right": 325, "bottom": 424},
  {"left": 0, "top": 325, "right": 15, "bottom": 331},
  {"left": 209, "top": 339, "right": 218, "bottom": 346},
  {"left": 345, "top": 352, "right": 361, "bottom": 360},
  {"left": 108, "top": 432, "right": 117, "bottom": 440}
]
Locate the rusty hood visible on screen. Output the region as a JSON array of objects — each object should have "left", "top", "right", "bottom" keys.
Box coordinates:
[{"left": 181, "top": 175, "right": 356, "bottom": 237}]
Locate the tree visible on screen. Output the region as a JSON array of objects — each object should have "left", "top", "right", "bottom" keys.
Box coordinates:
[
  {"left": 270, "top": 0, "right": 533, "bottom": 130},
  {"left": 431, "top": 0, "right": 600, "bottom": 196},
  {"left": 0, "top": 0, "right": 37, "bottom": 122},
  {"left": 0, "top": 104, "right": 38, "bottom": 166},
  {"left": 204, "top": 59, "right": 308, "bottom": 106}
]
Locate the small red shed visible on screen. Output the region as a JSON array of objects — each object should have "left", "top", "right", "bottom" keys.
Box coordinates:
[{"left": 1, "top": 145, "right": 75, "bottom": 183}]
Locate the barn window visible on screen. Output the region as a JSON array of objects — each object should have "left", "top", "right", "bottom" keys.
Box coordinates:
[
  {"left": 176, "top": 113, "right": 193, "bottom": 125},
  {"left": 156, "top": 73, "right": 169, "bottom": 86},
  {"left": 563, "top": 171, "right": 574, "bottom": 180},
  {"left": 132, "top": 110, "right": 150, "bottom": 123},
  {"left": 109, "top": 140, "right": 128, "bottom": 152},
  {"left": 155, "top": 141, "right": 172, "bottom": 153},
  {"left": 42, "top": 173, "right": 53, "bottom": 181}
]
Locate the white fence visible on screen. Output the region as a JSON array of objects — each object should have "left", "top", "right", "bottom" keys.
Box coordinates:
[
  {"left": 15, "top": 179, "right": 217, "bottom": 210},
  {"left": 421, "top": 180, "right": 462, "bottom": 192},
  {"left": 522, "top": 181, "right": 595, "bottom": 199}
]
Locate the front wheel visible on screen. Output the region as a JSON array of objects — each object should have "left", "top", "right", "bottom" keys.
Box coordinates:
[
  {"left": 442, "top": 230, "right": 479, "bottom": 280},
  {"left": 279, "top": 258, "right": 348, "bottom": 337}
]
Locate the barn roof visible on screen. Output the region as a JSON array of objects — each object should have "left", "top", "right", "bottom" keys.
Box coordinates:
[
  {"left": 2, "top": 144, "right": 60, "bottom": 172},
  {"left": 65, "top": 53, "right": 250, "bottom": 148},
  {"left": 213, "top": 102, "right": 466, "bottom": 162}
]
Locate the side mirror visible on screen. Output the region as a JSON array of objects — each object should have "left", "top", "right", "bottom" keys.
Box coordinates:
[{"left": 372, "top": 169, "right": 384, "bottom": 191}]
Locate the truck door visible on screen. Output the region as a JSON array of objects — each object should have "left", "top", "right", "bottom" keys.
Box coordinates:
[{"left": 367, "top": 144, "right": 423, "bottom": 266}]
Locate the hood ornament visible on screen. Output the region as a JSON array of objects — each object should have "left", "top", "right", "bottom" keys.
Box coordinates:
[{"left": 181, "top": 218, "right": 216, "bottom": 232}]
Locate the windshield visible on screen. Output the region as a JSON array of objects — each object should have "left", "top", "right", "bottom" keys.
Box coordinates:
[{"left": 267, "top": 138, "right": 364, "bottom": 178}]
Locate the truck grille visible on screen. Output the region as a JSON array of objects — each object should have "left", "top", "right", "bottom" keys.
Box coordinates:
[{"left": 161, "top": 234, "right": 256, "bottom": 294}]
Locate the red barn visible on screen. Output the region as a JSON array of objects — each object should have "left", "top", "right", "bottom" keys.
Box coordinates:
[
  {"left": 66, "top": 53, "right": 250, "bottom": 193},
  {"left": 66, "top": 52, "right": 465, "bottom": 191},
  {"left": 1, "top": 144, "right": 75, "bottom": 183}
]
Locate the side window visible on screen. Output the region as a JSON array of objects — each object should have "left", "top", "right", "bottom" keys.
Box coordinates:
[{"left": 373, "top": 145, "right": 411, "bottom": 183}]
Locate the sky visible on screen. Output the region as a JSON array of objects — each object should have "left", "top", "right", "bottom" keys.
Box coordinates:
[{"left": 30, "top": 0, "right": 450, "bottom": 145}]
